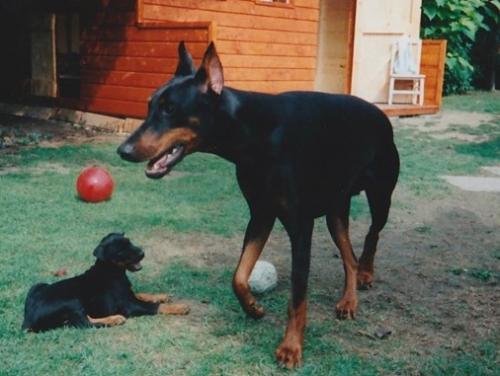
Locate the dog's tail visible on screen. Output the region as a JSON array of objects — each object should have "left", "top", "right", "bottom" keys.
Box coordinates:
[{"left": 21, "top": 283, "right": 48, "bottom": 330}]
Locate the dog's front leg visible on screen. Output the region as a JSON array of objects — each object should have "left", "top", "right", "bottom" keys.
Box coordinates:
[
  {"left": 232, "top": 212, "right": 275, "bottom": 319},
  {"left": 327, "top": 203, "right": 358, "bottom": 320},
  {"left": 135, "top": 293, "right": 170, "bottom": 304},
  {"left": 87, "top": 315, "right": 126, "bottom": 327},
  {"left": 275, "top": 216, "right": 314, "bottom": 369}
]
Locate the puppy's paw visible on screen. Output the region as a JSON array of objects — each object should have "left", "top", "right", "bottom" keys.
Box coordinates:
[
  {"left": 154, "top": 293, "right": 171, "bottom": 303},
  {"left": 136, "top": 293, "right": 171, "bottom": 303},
  {"left": 158, "top": 303, "right": 190, "bottom": 315},
  {"left": 108, "top": 315, "right": 127, "bottom": 326}
]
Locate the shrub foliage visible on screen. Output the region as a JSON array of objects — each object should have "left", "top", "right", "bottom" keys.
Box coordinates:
[{"left": 421, "top": 0, "right": 499, "bottom": 94}]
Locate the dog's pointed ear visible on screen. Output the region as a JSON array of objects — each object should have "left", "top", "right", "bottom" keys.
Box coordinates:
[
  {"left": 93, "top": 245, "right": 105, "bottom": 260},
  {"left": 195, "top": 42, "right": 224, "bottom": 95},
  {"left": 175, "top": 41, "right": 196, "bottom": 77}
]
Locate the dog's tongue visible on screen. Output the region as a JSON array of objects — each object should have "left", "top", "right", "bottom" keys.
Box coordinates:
[
  {"left": 146, "top": 145, "right": 184, "bottom": 177},
  {"left": 150, "top": 154, "right": 170, "bottom": 173}
]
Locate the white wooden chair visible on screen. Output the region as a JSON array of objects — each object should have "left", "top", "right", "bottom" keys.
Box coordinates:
[{"left": 388, "top": 38, "right": 425, "bottom": 106}]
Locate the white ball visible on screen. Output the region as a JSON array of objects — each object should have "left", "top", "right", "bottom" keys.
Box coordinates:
[{"left": 249, "top": 260, "right": 278, "bottom": 294}]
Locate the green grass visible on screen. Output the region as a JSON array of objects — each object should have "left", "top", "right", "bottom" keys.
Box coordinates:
[
  {"left": 1, "top": 92, "right": 499, "bottom": 374},
  {"left": 443, "top": 91, "right": 500, "bottom": 113}
]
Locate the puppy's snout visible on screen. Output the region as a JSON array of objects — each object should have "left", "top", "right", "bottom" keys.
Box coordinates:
[{"left": 138, "top": 250, "right": 145, "bottom": 259}]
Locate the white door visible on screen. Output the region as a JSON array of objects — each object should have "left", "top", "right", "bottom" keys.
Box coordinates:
[{"left": 350, "top": 0, "right": 421, "bottom": 102}]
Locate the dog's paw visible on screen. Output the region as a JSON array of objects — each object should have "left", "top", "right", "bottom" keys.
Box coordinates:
[
  {"left": 154, "top": 293, "right": 171, "bottom": 303},
  {"left": 357, "top": 270, "right": 374, "bottom": 290},
  {"left": 275, "top": 340, "right": 303, "bottom": 369},
  {"left": 158, "top": 303, "right": 190, "bottom": 315},
  {"left": 136, "top": 293, "right": 171, "bottom": 303},
  {"left": 242, "top": 300, "right": 266, "bottom": 319},
  {"left": 109, "top": 315, "right": 127, "bottom": 326},
  {"left": 335, "top": 295, "right": 357, "bottom": 320}
]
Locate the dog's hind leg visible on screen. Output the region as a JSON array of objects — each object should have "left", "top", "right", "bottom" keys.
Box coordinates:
[
  {"left": 326, "top": 198, "right": 359, "bottom": 320},
  {"left": 358, "top": 143, "right": 399, "bottom": 289},
  {"left": 232, "top": 212, "right": 275, "bottom": 319},
  {"left": 357, "top": 185, "right": 394, "bottom": 289}
]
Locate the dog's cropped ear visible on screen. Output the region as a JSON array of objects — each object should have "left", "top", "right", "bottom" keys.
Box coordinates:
[
  {"left": 195, "top": 42, "right": 224, "bottom": 95},
  {"left": 175, "top": 41, "right": 196, "bottom": 77}
]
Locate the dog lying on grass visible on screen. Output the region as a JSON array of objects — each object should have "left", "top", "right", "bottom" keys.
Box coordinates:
[{"left": 22, "top": 233, "right": 189, "bottom": 332}]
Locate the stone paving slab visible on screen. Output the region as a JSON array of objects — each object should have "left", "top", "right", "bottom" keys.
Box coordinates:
[{"left": 442, "top": 175, "right": 500, "bottom": 192}]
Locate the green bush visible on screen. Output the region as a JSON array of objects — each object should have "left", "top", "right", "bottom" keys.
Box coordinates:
[{"left": 421, "top": 0, "right": 499, "bottom": 95}]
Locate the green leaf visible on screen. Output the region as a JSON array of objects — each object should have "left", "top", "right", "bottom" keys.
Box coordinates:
[{"left": 423, "top": 4, "right": 437, "bottom": 20}]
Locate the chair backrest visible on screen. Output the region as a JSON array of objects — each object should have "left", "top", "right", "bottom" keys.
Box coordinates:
[{"left": 390, "top": 37, "right": 422, "bottom": 75}]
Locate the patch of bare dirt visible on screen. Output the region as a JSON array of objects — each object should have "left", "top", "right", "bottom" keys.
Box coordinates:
[
  {"left": 0, "top": 113, "right": 121, "bottom": 154},
  {"left": 138, "top": 184, "right": 499, "bottom": 361},
  {"left": 394, "top": 110, "right": 499, "bottom": 142},
  {"left": 0, "top": 161, "right": 71, "bottom": 175}
]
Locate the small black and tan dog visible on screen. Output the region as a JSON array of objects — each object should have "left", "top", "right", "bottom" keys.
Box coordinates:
[{"left": 22, "top": 233, "right": 189, "bottom": 332}]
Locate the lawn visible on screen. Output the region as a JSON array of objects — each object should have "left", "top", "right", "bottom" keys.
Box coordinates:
[{"left": 0, "top": 93, "right": 498, "bottom": 375}]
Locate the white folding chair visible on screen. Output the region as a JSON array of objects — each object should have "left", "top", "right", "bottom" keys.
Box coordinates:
[{"left": 388, "top": 38, "right": 425, "bottom": 106}]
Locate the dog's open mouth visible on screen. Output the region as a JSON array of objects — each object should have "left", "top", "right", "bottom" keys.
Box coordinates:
[
  {"left": 128, "top": 262, "right": 142, "bottom": 272},
  {"left": 145, "top": 144, "right": 185, "bottom": 179}
]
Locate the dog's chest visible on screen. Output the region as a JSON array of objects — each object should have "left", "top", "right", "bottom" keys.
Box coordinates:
[{"left": 85, "top": 278, "right": 133, "bottom": 316}]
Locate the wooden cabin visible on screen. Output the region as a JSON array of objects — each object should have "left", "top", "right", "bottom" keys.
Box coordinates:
[{"left": 2, "top": 0, "right": 446, "bottom": 121}]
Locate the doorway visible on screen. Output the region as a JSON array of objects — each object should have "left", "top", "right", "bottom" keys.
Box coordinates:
[
  {"left": 315, "top": 0, "right": 356, "bottom": 94},
  {"left": 56, "top": 13, "right": 81, "bottom": 98}
]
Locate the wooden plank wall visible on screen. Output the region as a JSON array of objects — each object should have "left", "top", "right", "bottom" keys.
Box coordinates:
[
  {"left": 420, "top": 39, "right": 447, "bottom": 107},
  {"left": 140, "top": 0, "right": 320, "bottom": 93},
  {"left": 79, "top": 0, "right": 210, "bottom": 118}
]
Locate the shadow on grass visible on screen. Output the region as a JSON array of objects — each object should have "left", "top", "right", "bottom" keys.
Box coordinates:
[
  {"left": 455, "top": 136, "right": 500, "bottom": 159},
  {"left": 153, "top": 260, "right": 384, "bottom": 375}
]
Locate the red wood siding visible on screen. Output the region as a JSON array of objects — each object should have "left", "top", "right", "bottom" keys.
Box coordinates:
[
  {"left": 139, "top": 0, "right": 320, "bottom": 93},
  {"left": 77, "top": 0, "right": 320, "bottom": 118},
  {"left": 79, "top": 0, "right": 211, "bottom": 118}
]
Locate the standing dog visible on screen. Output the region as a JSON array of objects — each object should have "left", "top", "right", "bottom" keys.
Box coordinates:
[
  {"left": 22, "top": 233, "right": 189, "bottom": 332},
  {"left": 117, "top": 42, "right": 399, "bottom": 368}
]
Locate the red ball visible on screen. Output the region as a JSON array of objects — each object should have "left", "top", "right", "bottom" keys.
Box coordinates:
[{"left": 76, "top": 167, "right": 114, "bottom": 203}]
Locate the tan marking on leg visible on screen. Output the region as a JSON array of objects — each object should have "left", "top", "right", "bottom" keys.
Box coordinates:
[
  {"left": 328, "top": 214, "right": 358, "bottom": 320},
  {"left": 87, "top": 315, "right": 127, "bottom": 326},
  {"left": 157, "top": 303, "right": 190, "bottom": 315},
  {"left": 135, "top": 293, "right": 170, "bottom": 303},
  {"left": 233, "top": 238, "right": 268, "bottom": 319}
]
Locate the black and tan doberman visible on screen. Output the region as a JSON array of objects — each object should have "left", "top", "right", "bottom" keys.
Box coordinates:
[
  {"left": 117, "top": 42, "right": 399, "bottom": 368},
  {"left": 22, "top": 233, "right": 189, "bottom": 332}
]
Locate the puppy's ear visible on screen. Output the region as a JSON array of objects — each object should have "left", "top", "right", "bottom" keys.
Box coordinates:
[
  {"left": 195, "top": 42, "right": 224, "bottom": 95},
  {"left": 93, "top": 245, "right": 105, "bottom": 260},
  {"left": 175, "top": 41, "right": 196, "bottom": 77}
]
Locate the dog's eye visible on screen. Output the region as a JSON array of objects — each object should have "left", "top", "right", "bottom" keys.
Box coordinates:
[{"left": 163, "top": 102, "right": 175, "bottom": 115}]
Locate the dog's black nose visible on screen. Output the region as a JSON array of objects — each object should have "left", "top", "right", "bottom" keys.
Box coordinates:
[{"left": 117, "top": 142, "right": 139, "bottom": 162}]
